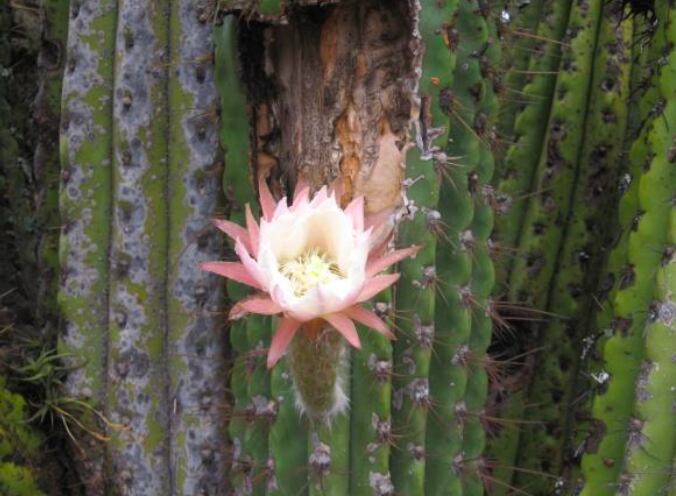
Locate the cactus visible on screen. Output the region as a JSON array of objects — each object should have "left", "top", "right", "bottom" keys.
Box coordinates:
[
  {"left": 390, "top": 1, "right": 458, "bottom": 494},
  {"left": 3, "top": 0, "right": 676, "bottom": 494},
  {"left": 59, "top": 0, "right": 227, "bottom": 493},
  {"left": 578, "top": 3, "right": 676, "bottom": 493}
]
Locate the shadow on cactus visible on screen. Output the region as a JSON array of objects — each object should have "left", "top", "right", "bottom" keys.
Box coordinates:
[{"left": 202, "top": 176, "right": 420, "bottom": 422}]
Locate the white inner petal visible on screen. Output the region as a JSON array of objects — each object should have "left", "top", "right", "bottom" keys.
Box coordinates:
[{"left": 257, "top": 192, "right": 369, "bottom": 319}]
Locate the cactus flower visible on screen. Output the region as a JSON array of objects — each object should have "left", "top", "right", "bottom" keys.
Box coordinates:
[{"left": 201, "top": 178, "right": 420, "bottom": 369}]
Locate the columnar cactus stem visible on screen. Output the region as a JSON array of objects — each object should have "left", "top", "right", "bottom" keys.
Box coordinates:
[
  {"left": 390, "top": 1, "right": 458, "bottom": 494},
  {"left": 424, "top": 1, "right": 492, "bottom": 494},
  {"left": 513, "top": 7, "right": 633, "bottom": 493},
  {"left": 495, "top": 0, "right": 546, "bottom": 159},
  {"left": 622, "top": 207, "right": 675, "bottom": 495},
  {"left": 580, "top": 4, "right": 676, "bottom": 494},
  {"left": 492, "top": 0, "right": 573, "bottom": 285},
  {"left": 58, "top": 1, "right": 116, "bottom": 489},
  {"left": 106, "top": 1, "right": 171, "bottom": 492},
  {"left": 350, "top": 292, "right": 393, "bottom": 495}
]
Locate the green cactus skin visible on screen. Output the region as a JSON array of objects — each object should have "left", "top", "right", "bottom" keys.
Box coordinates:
[
  {"left": 495, "top": 0, "right": 546, "bottom": 162},
  {"left": 58, "top": 0, "right": 117, "bottom": 488},
  {"left": 390, "top": 0, "right": 458, "bottom": 494},
  {"left": 511, "top": 8, "right": 633, "bottom": 494},
  {"left": 423, "top": 1, "right": 494, "bottom": 494},
  {"left": 579, "top": 6, "right": 676, "bottom": 494},
  {"left": 492, "top": 0, "right": 573, "bottom": 286},
  {"left": 507, "top": 0, "right": 603, "bottom": 310},
  {"left": 308, "top": 414, "right": 350, "bottom": 496},
  {"left": 0, "top": 377, "right": 44, "bottom": 496},
  {"left": 622, "top": 209, "right": 675, "bottom": 495},
  {"left": 33, "top": 0, "right": 69, "bottom": 323},
  {"left": 461, "top": 12, "right": 500, "bottom": 491},
  {"left": 350, "top": 296, "right": 393, "bottom": 495}
]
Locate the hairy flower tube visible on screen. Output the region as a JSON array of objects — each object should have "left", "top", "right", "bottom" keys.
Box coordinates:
[{"left": 201, "top": 178, "right": 420, "bottom": 373}]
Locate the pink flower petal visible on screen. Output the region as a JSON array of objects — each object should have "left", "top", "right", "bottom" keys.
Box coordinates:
[
  {"left": 345, "top": 196, "right": 364, "bottom": 232},
  {"left": 200, "top": 261, "right": 262, "bottom": 289},
  {"left": 268, "top": 317, "right": 302, "bottom": 368},
  {"left": 235, "top": 238, "right": 267, "bottom": 289},
  {"left": 344, "top": 305, "right": 395, "bottom": 339},
  {"left": 323, "top": 313, "right": 361, "bottom": 349},
  {"left": 230, "top": 295, "right": 283, "bottom": 320},
  {"left": 258, "top": 176, "right": 275, "bottom": 221},
  {"left": 366, "top": 245, "right": 422, "bottom": 278},
  {"left": 356, "top": 273, "right": 400, "bottom": 303},
  {"left": 211, "top": 219, "right": 252, "bottom": 253},
  {"left": 245, "top": 204, "right": 260, "bottom": 257}
]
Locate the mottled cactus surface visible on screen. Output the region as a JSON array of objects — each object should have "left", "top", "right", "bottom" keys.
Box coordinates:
[{"left": 1, "top": 0, "right": 675, "bottom": 495}]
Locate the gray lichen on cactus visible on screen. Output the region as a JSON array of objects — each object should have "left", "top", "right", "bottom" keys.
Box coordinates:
[{"left": 59, "top": 0, "right": 228, "bottom": 493}]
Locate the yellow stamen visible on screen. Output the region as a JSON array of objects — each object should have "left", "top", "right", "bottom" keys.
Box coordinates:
[{"left": 280, "top": 248, "right": 344, "bottom": 297}]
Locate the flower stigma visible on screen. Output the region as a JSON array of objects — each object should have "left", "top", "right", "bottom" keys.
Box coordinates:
[{"left": 280, "top": 247, "right": 345, "bottom": 297}]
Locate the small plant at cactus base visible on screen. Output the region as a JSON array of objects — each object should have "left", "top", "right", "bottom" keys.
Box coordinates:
[{"left": 201, "top": 178, "right": 420, "bottom": 421}]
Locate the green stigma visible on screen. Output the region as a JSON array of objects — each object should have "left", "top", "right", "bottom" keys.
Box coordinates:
[{"left": 280, "top": 248, "right": 344, "bottom": 296}]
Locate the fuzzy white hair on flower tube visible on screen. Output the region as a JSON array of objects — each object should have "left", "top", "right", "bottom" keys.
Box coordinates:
[{"left": 201, "top": 177, "right": 420, "bottom": 373}]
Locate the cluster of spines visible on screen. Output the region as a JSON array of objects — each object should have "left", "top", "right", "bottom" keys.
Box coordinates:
[{"left": 579, "top": 2, "right": 676, "bottom": 493}]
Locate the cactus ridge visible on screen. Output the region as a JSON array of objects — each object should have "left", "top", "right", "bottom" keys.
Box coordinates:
[
  {"left": 512, "top": 5, "right": 634, "bottom": 493},
  {"left": 389, "top": 1, "right": 459, "bottom": 495},
  {"left": 579, "top": 3, "right": 676, "bottom": 494},
  {"left": 492, "top": 0, "right": 574, "bottom": 286}
]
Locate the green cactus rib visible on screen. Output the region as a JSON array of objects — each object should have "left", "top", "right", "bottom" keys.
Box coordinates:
[
  {"left": 350, "top": 293, "right": 393, "bottom": 495},
  {"left": 389, "top": 0, "right": 458, "bottom": 494},
  {"left": 33, "top": 0, "right": 69, "bottom": 322},
  {"left": 268, "top": 356, "right": 307, "bottom": 496},
  {"left": 307, "top": 413, "right": 350, "bottom": 496},
  {"left": 623, "top": 208, "right": 675, "bottom": 496},
  {"left": 105, "top": 1, "right": 171, "bottom": 492},
  {"left": 492, "top": 0, "right": 573, "bottom": 287},
  {"left": 579, "top": 9, "right": 676, "bottom": 495},
  {"left": 511, "top": 8, "right": 633, "bottom": 494},
  {"left": 461, "top": 15, "right": 500, "bottom": 490},
  {"left": 495, "top": 0, "right": 546, "bottom": 162},
  {"left": 423, "top": 1, "right": 495, "bottom": 494},
  {"left": 58, "top": 0, "right": 116, "bottom": 488}
]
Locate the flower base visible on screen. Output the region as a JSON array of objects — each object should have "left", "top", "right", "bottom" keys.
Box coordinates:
[{"left": 288, "top": 321, "right": 349, "bottom": 422}]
